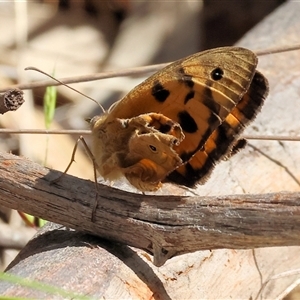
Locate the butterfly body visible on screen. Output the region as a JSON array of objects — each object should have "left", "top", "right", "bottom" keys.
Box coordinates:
[{"left": 90, "top": 46, "right": 269, "bottom": 190}]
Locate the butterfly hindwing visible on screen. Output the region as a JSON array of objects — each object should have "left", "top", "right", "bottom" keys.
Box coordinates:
[{"left": 168, "top": 70, "right": 269, "bottom": 186}]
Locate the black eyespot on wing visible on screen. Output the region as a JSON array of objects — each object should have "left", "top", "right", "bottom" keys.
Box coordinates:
[
  {"left": 178, "top": 67, "right": 194, "bottom": 88},
  {"left": 211, "top": 67, "right": 224, "bottom": 81},
  {"left": 177, "top": 111, "right": 198, "bottom": 133},
  {"left": 184, "top": 90, "right": 195, "bottom": 104},
  {"left": 152, "top": 81, "right": 170, "bottom": 102}
]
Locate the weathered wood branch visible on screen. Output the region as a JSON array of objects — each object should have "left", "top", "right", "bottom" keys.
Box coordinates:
[{"left": 1, "top": 151, "right": 300, "bottom": 267}]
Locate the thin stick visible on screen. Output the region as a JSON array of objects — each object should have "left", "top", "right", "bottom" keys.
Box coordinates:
[
  {"left": 248, "top": 143, "right": 300, "bottom": 186},
  {"left": 255, "top": 43, "right": 300, "bottom": 56},
  {"left": 0, "top": 44, "right": 299, "bottom": 93},
  {"left": 0, "top": 129, "right": 90, "bottom": 135},
  {"left": 244, "top": 135, "right": 300, "bottom": 141},
  {"left": 0, "top": 63, "right": 165, "bottom": 93},
  {"left": 0, "top": 129, "right": 300, "bottom": 142}
]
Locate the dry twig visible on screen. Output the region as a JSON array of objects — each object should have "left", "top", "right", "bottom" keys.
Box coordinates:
[
  {"left": 0, "top": 89, "right": 24, "bottom": 114},
  {"left": 0, "top": 44, "right": 299, "bottom": 93}
]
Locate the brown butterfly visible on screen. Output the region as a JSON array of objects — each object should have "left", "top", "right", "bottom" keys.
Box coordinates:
[{"left": 89, "top": 46, "right": 269, "bottom": 191}]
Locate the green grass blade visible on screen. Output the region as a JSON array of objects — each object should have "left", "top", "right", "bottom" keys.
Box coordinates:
[{"left": 43, "top": 84, "right": 57, "bottom": 130}]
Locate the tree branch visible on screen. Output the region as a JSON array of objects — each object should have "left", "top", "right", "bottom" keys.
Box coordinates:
[
  {"left": 1, "top": 151, "right": 300, "bottom": 267},
  {"left": 0, "top": 44, "right": 299, "bottom": 93},
  {"left": 0, "top": 89, "right": 24, "bottom": 114}
]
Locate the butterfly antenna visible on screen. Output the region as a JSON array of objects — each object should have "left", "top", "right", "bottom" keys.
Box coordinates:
[
  {"left": 256, "top": 43, "right": 300, "bottom": 56},
  {"left": 25, "top": 66, "right": 106, "bottom": 114}
]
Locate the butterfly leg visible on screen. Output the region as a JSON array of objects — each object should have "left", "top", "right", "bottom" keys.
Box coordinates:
[
  {"left": 74, "top": 137, "right": 100, "bottom": 222},
  {"left": 145, "top": 113, "right": 184, "bottom": 142},
  {"left": 51, "top": 136, "right": 100, "bottom": 222},
  {"left": 127, "top": 113, "right": 184, "bottom": 143},
  {"left": 51, "top": 136, "right": 82, "bottom": 184}
]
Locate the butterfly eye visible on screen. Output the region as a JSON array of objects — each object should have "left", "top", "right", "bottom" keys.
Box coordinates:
[
  {"left": 211, "top": 67, "right": 224, "bottom": 80},
  {"left": 149, "top": 145, "right": 157, "bottom": 152}
]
